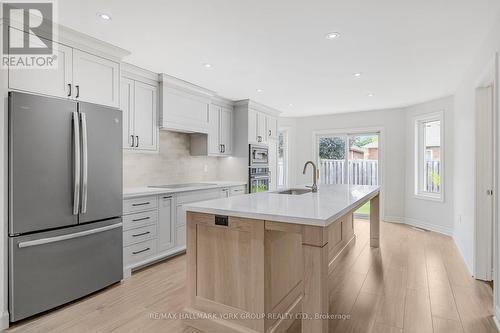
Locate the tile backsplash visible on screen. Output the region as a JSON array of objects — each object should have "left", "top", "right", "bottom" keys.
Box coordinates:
[{"left": 123, "top": 131, "right": 220, "bottom": 187}]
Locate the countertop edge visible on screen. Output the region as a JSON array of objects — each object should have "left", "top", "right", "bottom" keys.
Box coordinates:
[
  {"left": 184, "top": 187, "right": 380, "bottom": 227},
  {"left": 123, "top": 181, "right": 247, "bottom": 199}
]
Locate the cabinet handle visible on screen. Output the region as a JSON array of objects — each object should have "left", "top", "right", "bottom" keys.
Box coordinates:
[
  {"left": 132, "top": 231, "right": 150, "bottom": 237},
  {"left": 75, "top": 85, "right": 80, "bottom": 98},
  {"left": 131, "top": 135, "right": 135, "bottom": 147},
  {"left": 132, "top": 202, "right": 150, "bottom": 206},
  {"left": 136, "top": 136, "right": 139, "bottom": 147},
  {"left": 222, "top": 144, "right": 225, "bottom": 153},
  {"left": 67, "top": 83, "right": 72, "bottom": 97},
  {"left": 132, "top": 247, "right": 150, "bottom": 255},
  {"left": 163, "top": 196, "right": 172, "bottom": 199},
  {"left": 132, "top": 216, "right": 150, "bottom": 222},
  {"left": 269, "top": 130, "right": 271, "bottom": 137}
]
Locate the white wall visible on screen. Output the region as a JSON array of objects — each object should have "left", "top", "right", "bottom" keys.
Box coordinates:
[
  {"left": 285, "top": 107, "right": 407, "bottom": 220},
  {"left": 404, "top": 97, "right": 454, "bottom": 235}
]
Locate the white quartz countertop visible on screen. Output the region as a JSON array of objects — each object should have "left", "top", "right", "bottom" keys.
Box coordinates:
[
  {"left": 184, "top": 184, "right": 380, "bottom": 227},
  {"left": 123, "top": 181, "right": 247, "bottom": 199}
]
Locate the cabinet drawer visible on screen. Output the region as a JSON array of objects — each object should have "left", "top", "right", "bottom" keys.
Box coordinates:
[
  {"left": 123, "top": 196, "right": 158, "bottom": 214},
  {"left": 123, "top": 210, "right": 158, "bottom": 231},
  {"left": 176, "top": 189, "right": 221, "bottom": 205},
  {"left": 123, "top": 224, "right": 157, "bottom": 246},
  {"left": 230, "top": 185, "right": 246, "bottom": 196},
  {"left": 124, "top": 239, "right": 157, "bottom": 267}
]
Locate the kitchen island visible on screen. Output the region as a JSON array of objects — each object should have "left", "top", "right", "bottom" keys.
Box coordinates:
[{"left": 183, "top": 184, "right": 380, "bottom": 333}]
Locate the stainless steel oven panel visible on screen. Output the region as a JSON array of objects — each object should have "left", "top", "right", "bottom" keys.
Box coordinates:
[{"left": 249, "top": 144, "right": 269, "bottom": 166}]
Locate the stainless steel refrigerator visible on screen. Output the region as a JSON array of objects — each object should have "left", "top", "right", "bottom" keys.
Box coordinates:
[{"left": 8, "top": 92, "right": 123, "bottom": 322}]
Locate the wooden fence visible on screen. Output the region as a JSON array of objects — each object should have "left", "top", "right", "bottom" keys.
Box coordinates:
[{"left": 319, "top": 159, "right": 379, "bottom": 185}]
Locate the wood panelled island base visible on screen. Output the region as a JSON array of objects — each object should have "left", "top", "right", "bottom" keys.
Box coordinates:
[{"left": 183, "top": 190, "right": 380, "bottom": 333}]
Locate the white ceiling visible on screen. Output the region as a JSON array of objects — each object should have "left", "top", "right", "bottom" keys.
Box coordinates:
[{"left": 59, "top": 0, "right": 500, "bottom": 117}]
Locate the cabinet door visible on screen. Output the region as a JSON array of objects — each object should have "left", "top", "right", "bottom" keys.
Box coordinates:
[
  {"left": 9, "top": 36, "right": 73, "bottom": 99},
  {"left": 220, "top": 106, "right": 233, "bottom": 155},
  {"left": 158, "top": 195, "right": 175, "bottom": 252},
  {"left": 121, "top": 78, "right": 135, "bottom": 149},
  {"left": 268, "top": 140, "right": 278, "bottom": 191},
  {"left": 267, "top": 116, "right": 278, "bottom": 139},
  {"left": 257, "top": 112, "right": 268, "bottom": 144},
  {"left": 134, "top": 81, "right": 158, "bottom": 151},
  {"left": 207, "top": 104, "right": 221, "bottom": 155},
  {"left": 73, "top": 49, "right": 120, "bottom": 107},
  {"left": 248, "top": 109, "right": 258, "bottom": 143}
]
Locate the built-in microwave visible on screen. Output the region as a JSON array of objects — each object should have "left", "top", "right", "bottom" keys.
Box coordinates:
[{"left": 249, "top": 144, "right": 269, "bottom": 166}]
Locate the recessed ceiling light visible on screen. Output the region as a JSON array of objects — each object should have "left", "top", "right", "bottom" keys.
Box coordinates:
[
  {"left": 325, "top": 32, "right": 341, "bottom": 40},
  {"left": 97, "top": 13, "right": 111, "bottom": 20},
  {"left": 353, "top": 72, "right": 362, "bottom": 77},
  {"left": 256, "top": 89, "right": 263, "bottom": 93},
  {"left": 203, "top": 63, "right": 212, "bottom": 69},
  {"left": 367, "top": 93, "right": 374, "bottom": 97},
  {"left": 289, "top": 103, "right": 293, "bottom": 107}
]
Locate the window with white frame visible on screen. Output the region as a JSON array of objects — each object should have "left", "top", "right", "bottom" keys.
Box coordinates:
[
  {"left": 277, "top": 130, "right": 288, "bottom": 187},
  {"left": 415, "top": 112, "right": 443, "bottom": 201}
]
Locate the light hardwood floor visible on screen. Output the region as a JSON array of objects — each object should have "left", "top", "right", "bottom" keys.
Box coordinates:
[{"left": 8, "top": 220, "right": 498, "bottom": 333}]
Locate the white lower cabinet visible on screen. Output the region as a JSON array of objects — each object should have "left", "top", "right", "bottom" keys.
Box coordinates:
[
  {"left": 158, "top": 195, "right": 175, "bottom": 252},
  {"left": 122, "top": 185, "right": 247, "bottom": 274}
]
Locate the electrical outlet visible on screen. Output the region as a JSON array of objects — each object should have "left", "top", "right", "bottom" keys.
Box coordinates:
[
  {"left": 203, "top": 164, "right": 208, "bottom": 173},
  {"left": 458, "top": 215, "right": 462, "bottom": 224}
]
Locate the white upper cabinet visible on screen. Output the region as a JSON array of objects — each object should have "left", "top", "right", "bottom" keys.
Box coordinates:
[
  {"left": 192, "top": 102, "right": 233, "bottom": 156},
  {"left": 220, "top": 106, "right": 233, "bottom": 155},
  {"left": 267, "top": 116, "right": 278, "bottom": 139},
  {"left": 207, "top": 104, "right": 221, "bottom": 155},
  {"left": 73, "top": 50, "right": 120, "bottom": 107},
  {"left": 121, "top": 78, "right": 135, "bottom": 148},
  {"left": 248, "top": 109, "right": 258, "bottom": 143},
  {"left": 257, "top": 112, "right": 268, "bottom": 144},
  {"left": 133, "top": 81, "right": 158, "bottom": 150},
  {"left": 8, "top": 37, "right": 73, "bottom": 99},
  {"left": 8, "top": 28, "right": 125, "bottom": 108},
  {"left": 159, "top": 74, "right": 213, "bottom": 133},
  {"left": 121, "top": 69, "right": 158, "bottom": 152}
]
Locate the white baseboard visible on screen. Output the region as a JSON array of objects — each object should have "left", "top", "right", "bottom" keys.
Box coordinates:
[
  {"left": 0, "top": 311, "right": 9, "bottom": 330},
  {"left": 494, "top": 305, "right": 500, "bottom": 332},
  {"left": 452, "top": 234, "right": 474, "bottom": 277},
  {"left": 382, "top": 215, "right": 453, "bottom": 236}
]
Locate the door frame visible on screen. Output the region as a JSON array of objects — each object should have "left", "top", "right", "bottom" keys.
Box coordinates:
[
  {"left": 474, "top": 56, "right": 497, "bottom": 281},
  {"left": 312, "top": 126, "right": 386, "bottom": 219}
]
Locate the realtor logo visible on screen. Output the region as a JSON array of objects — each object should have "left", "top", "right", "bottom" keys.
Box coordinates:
[{"left": 2, "top": 0, "right": 58, "bottom": 68}]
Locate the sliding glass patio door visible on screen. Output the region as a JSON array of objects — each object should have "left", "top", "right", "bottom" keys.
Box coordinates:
[
  {"left": 317, "top": 132, "right": 380, "bottom": 217},
  {"left": 317, "top": 132, "right": 379, "bottom": 186}
]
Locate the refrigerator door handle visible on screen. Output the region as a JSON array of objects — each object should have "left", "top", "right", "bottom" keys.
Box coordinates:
[
  {"left": 17, "top": 223, "right": 123, "bottom": 248},
  {"left": 72, "top": 112, "right": 80, "bottom": 215},
  {"left": 80, "top": 112, "right": 88, "bottom": 214}
]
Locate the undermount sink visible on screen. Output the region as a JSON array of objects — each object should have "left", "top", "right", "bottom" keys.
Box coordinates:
[{"left": 277, "top": 188, "right": 312, "bottom": 195}]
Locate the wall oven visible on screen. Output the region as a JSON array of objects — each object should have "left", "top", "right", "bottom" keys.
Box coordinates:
[
  {"left": 249, "top": 144, "right": 269, "bottom": 166},
  {"left": 249, "top": 144, "right": 270, "bottom": 193}
]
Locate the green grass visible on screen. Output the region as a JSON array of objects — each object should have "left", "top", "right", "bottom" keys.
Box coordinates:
[{"left": 355, "top": 202, "right": 370, "bottom": 215}]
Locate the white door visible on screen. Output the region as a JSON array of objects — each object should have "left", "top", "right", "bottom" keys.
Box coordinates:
[
  {"left": 208, "top": 104, "right": 221, "bottom": 155},
  {"left": 133, "top": 81, "right": 157, "bottom": 151},
  {"left": 248, "top": 109, "right": 258, "bottom": 143},
  {"left": 220, "top": 106, "right": 233, "bottom": 155},
  {"left": 73, "top": 49, "right": 120, "bottom": 107},
  {"left": 257, "top": 112, "right": 267, "bottom": 144},
  {"left": 121, "top": 78, "right": 135, "bottom": 149},
  {"left": 158, "top": 195, "right": 175, "bottom": 252},
  {"left": 9, "top": 35, "right": 73, "bottom": 99},
  {"left": 475, "top": 85, "right": 494, "bottom": 281}
]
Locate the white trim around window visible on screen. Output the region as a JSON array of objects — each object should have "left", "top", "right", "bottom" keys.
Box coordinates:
[{"left": 414, "top": 111, "right": 445, "bottom": 202}]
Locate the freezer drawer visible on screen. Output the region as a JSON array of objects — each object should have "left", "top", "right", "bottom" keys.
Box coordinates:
[{"left": 9, "top": 219, "right": 123, "bottom": 322}]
